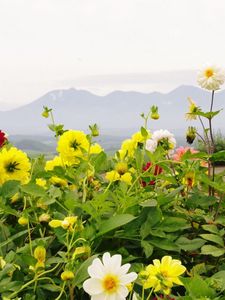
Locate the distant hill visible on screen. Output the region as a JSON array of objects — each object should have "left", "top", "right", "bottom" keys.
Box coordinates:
[{"left": 0, "top": 85, "right": 224, "bottom": 136}]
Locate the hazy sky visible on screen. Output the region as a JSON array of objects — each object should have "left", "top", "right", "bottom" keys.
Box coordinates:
[{"left": 1, "top": 0, "right": 225, "bottom": 108}]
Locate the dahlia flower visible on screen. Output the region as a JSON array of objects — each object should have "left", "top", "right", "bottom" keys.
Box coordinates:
[
  {"left": 146, "top": 130, "right": 176, "bottom": 155},
  {"left": 197, "top": 65, "right": 225, "bottom": 90},
  {"left": 57, "top": 130, "right": 89, "bottom": 163},
  {"left": 105, "top": 162, "right": 133, "bottom": 185},
  {"left": 0, "top": 147, "right": 31, "bottom": 185},
  {"left": 173, "top": 146, "right": 198, "bottom": 161},
  {"left": 83, "top": 252, "right": 137, "bottom": 300},
  {"left": 0, "top": 130, "right": 7, "bottom": 148},
  {"left": 140, "top": 256, "right": 186, "bottom": 295}
]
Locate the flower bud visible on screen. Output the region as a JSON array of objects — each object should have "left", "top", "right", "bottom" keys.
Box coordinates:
[
  {"left": 61, "top": 270, "right": 75, "bottom": 281},
  {"left": 34, "top": 246, "right": 46, "bottom": 269},
  {"left": 150, "top": 105, "right": 160, "bottom": 120},
  {"left": 89, "top": 123, "right": 99, "bottom": 137},
  {"left": 42, "top": 106, "right": 51, "bottom": 118},
  {"left": 18, "top": 217, "right": 28, "bottom": 226},
  {"left": 186, "top": 126, "right": 197, "bottom": 144},
  {"left": 39, "top": 213, "right": 51, "bottom": 223}
]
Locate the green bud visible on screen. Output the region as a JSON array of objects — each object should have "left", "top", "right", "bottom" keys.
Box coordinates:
[
  {"left": 150, "top": 105, "right": 160, "bottom": 120},
  {"left": 89, "top": 124, "right": 99, "bottom": 137}
]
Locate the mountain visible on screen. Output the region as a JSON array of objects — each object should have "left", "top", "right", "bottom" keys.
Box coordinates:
[{"left": 0, "top": 85, "right": 224, "bottom": 136}]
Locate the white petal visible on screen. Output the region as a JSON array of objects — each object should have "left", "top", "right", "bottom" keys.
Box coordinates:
[
  {"left": 109, "top": 254, "right": 122, "bottom": 272},
  {"left": 117, "top": 263, "right": 130, "bottom": 276},
  {"left": 117, "top": 285, "right": 129, "bottom": 297},
  {"left": 102, "top": 252, "right": 111, "bottom": 266},
  {"left": 120, "top": 272, "right": 138, "bottom": 284},
  {"left": 107, "top": 293, "right": 125, "bottom": 300},
  {"left": 91, "top": 293, "right": 107, "bottom": 300},
  {"left": 83, "top": 278, "right": 104, "bottom": 295},
  {"left": 88, "top": 258, "right": 105, "bottom": 278}
]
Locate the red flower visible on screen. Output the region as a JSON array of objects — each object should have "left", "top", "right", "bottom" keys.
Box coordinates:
[
  {"left": 0, "top": 130, "right": 7, "bottom": 148},
  {"left": 142, "top": 162, "right": 163, "bottom": 186}
]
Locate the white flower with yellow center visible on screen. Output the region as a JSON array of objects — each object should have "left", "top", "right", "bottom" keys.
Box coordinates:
[
  {"left": 146, "top": 129, "right": 176, "bottom": 155},
  {"left": 197, "top": 65, "right": 225, "bottom": 90},
  {"left": 83, "top": 252, "right": 137, "bottom": 300}
]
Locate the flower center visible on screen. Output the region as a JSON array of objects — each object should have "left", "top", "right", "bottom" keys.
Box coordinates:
[
  {"left": 103, "top": 275, "right": 119, "bottom": 293},
  {"left": 158, "top": 138, "right": 172, "bottom": 151},
  {"left": 115, "top": 162, "right": 128, "bottom": 175},
  {"left": 70, "top": 140, "right": 80, "bottom": 150},
  {"left": 5, "top": 161, "right": 20, "bottom": 173},
  {"left": 205, "top": 68, "right": 214, "bottom": 78}
]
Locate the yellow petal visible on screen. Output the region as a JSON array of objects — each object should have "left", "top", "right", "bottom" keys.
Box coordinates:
[{"left": 49, "top": 220, "right": 62, "bottom": 228}]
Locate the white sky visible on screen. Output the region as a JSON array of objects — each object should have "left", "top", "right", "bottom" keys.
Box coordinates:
[{"left": 0, "top": 0, "right": 225, "bottom": 108}]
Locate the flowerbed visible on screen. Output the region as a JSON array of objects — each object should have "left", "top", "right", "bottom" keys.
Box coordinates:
[{"left": 0, "top": 66, "right": 225, "bottom": 299}]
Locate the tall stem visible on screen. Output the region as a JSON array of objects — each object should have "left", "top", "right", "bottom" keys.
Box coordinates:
[
  {"left": 208, "top": 90, "right": 215, "bottom": 196},
  {"left": 209, "top": 90, "right": 215, "bottom": 153}
]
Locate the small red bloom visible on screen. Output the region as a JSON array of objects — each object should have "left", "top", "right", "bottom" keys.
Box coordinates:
[
  {"left": 0, "top": 130, "right": 7, "bottom": 148},
  {"left": 142, "top": 162, "right": 163, "bottom": 186}
]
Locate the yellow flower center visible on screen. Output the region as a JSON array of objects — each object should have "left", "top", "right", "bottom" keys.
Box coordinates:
[
  {"left": 103, "top": 275, "right": 119, "bottom": 293},
  {"left": 70, "top": 140, "right": 81, "bottom": 150},
  {"left": 5, "top": 161, "right": 20, "bottom": 173},
  {"left": 115, "top": 162, "right": 128, "bottom": 175},
  {"left": 205, "top": 68, "right": 214, "bottom": 78}
]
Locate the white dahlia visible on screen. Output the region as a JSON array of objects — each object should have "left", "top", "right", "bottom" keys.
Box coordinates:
[
  {"left": 83, "top": 252, "right": 137, "bottom": 300},
  {"left": 146, "top": 129, "right": 176, "bottom": 155},
  {"left": 197, "top": 65, "right": 225, "bottom": 90}
]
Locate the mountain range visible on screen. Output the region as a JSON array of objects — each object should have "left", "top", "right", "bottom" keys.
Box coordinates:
[{"left": 0, "top": 85, "right": 224, "bottom": 137}]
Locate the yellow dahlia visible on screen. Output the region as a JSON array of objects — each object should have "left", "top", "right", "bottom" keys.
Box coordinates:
[
  {"left": 105, "top": 162, "right": 132, "bottom": 185},
  {"left": 140, "top": 256, "right": 186, "bottom": 295},
  {"left": 0, "top": 147, "right": 31, "bottom": 185},
  {"left": 118, "top": 139, "right": 136, "bottom": 159},
  {"left": 45, "top": 155, "right": 69, "bottom": 171},
  {"left": 57, "top": 130, "right": 89, "bottom": 164},
  {"left": 90, "top": 143, "right": 103, "bottom": 154},
  {"left": 185, "top": 97, "right": 201, "bottom": 121}
]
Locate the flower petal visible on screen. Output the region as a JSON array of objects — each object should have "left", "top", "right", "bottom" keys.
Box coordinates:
[
  {"left": 88, "top": 258, "right": 105, "bottom": 278},
  {"left": 83, "top": 278, "right": 103, "bottom": 295},
  {"left": 120, "top": 272, "right": 137, "bottom": 284}
]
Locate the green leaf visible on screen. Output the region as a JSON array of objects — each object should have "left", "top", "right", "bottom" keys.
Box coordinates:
[
  {"left": 0, "top": 229, "right": 28, "bottom": 249},
  {"left": 141, "top": 126, "right": 148, "bottom": 138},
  {"left": 210, "top": 271, "right": 225, "bottom": 292},
  {"left": 140, "top": 207, "right": 162, "bottom": 239},
  {"left": 202, "top": 224, "right": 219, "bottom": 234},
  {"left": 20, "top": 183, "right": 46, "bottom": 197},
  {"left": 201, "top": 245, "right": 225, "bottom": 257},
  {"left": 195, "top": 110, "right": 222, "bottom": 119},
  {"left": 74, "top": 255, "right": 98, "bottom": 287},
  {"left": 200, "top": 233, "right": 224, "bottom": 247},
  {"left": 176, "top": 237, "right": 205, "bottom": 251},
  {"left": 0, "top": 180, "right": 20, "bottom": 198},
  {"left": 40, "top": 284, "right": 61, "bottom": 292},
  {"left": 141, "top": 240, "right": 154, "bottom": 258},
  {"left": 181, "top": 276, "right": 216, "bottom": 298},
  {"left": 159, "top": 217, "right": 190, "bottom": 232},
  {"left": 211, "top": 150, "right": 225, "bottom": 162},
  {"left": 140, "top": 199, "right": 157, "bottom": 207},
  {"left": 96, "top": 214, "right": 136, "bottom": 238},
  {"left": 150, "top": 238, "right": 180, "bottom": 251}
]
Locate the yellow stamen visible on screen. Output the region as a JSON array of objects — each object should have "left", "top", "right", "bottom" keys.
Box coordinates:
[
  {"left": 205, "top": 68, "right": 214, "bottom": 78},
  {"left": 103, "top": 275, "right": 119, "bottom": 293}
]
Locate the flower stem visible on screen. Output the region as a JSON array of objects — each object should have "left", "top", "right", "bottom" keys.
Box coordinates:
[{"left": 55, "top": 281, "right": 66, "bottom": 300}]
